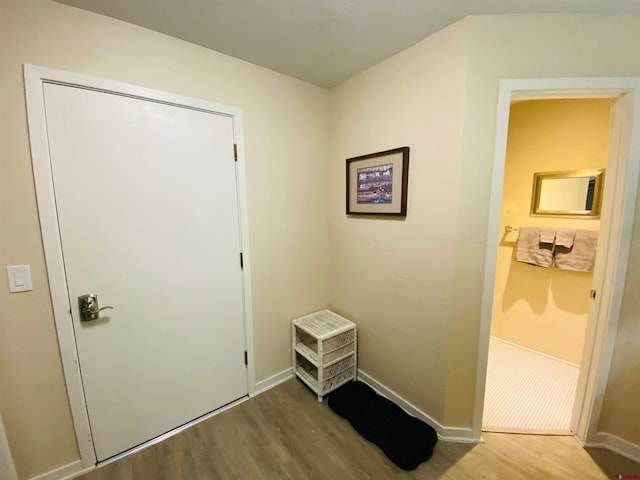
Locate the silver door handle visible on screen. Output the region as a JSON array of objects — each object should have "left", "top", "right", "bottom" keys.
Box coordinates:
[{"left": 79, "top": 294, "right": 114, "bottom": 322}]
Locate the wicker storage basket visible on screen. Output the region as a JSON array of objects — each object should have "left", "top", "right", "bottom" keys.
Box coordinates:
[{"left": 292, "top": 310, "right": 357, "bottom": 402}]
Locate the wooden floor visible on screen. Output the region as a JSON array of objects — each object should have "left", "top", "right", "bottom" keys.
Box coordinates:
[{"left": 79, "top": 379, "right": 640, "bottom": 479}]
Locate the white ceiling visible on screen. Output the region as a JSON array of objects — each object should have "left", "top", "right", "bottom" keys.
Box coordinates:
[{"left": 55, "top": 0, "right": 640, "bottom": 88}]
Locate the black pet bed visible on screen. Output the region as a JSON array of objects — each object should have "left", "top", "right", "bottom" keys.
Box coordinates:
[{"left": 328, "top": 381, "right": 438, "bottom": 471}]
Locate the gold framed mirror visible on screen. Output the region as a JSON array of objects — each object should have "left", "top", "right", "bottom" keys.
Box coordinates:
[{"left": 531, "top": 169, "right": 605, "bottom": 218}]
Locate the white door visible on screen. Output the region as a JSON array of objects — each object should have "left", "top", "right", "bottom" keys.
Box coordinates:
[{"left": 43, "top": 83, "right": 248, "bottom": 461}]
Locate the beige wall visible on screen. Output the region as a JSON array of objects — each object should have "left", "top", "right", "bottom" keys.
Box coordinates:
[
  {"left": 329, "top": 13, "right": 640, "bottom": 442},
  {"left": 329, "top": 19, "right": 470, "bottom": 423},
  {"left": 491, "top": 99, "right": 610, "bottom": 365},
  {"left": 0, "top": 1, "right": 330, "bottom": 478}
]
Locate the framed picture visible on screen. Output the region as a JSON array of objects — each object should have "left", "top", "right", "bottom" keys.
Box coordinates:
[{"left": 346, "top": 147, "right": 409, "bottom": 216}]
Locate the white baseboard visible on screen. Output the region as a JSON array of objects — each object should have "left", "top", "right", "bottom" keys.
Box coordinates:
[
  {"left": 356, "top": 370, "right": 479, "bottom": 444},
  {"left": 586, "top": 432, "right": 640, "bottom": 463},
  {"left": 439, "top": 426, "right": 479, "bottom": 443},
  {"left": 28, "top": 460, "right": 87, "bottom": 480},
  {"left": 490, "top": 336, "right": 579, "bottom": 368},
  {"left": 63, "top": 465, "right": 95, "bottom": 480},
  {"left": 253, "top": 368, "right": 293, "bottom": 397},
  {"left": 25, "top": 371, "right": 292, "bottom": 480}
]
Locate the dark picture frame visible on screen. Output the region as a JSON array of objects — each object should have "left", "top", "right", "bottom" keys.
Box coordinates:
[{"left": 346, "top": 147, "right": 409, "bottom": 216}]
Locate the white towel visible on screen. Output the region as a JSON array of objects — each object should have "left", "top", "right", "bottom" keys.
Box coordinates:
[
  {"left": 555, "top": 228, "right": 576, "bottom": 248},
  {"left": 554, "top": 230, "right": 598, "bottom": 272},
  {"left": 515, "top": 227, "right": 553, "bottom": 267}
]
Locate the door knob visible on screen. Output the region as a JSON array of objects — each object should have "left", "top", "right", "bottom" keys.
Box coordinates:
[{"left": 79, "top": 294, "right": 114, "bottom": 322}]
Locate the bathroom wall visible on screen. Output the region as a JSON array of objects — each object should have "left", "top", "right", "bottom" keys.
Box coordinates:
[{"left": 491, "top": 98, "right": 611, "bottom": 364}]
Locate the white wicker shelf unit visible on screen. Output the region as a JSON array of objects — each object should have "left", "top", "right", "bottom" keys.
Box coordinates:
[{"left": 292, "top": 310, "right": 357, "bottom": 402}]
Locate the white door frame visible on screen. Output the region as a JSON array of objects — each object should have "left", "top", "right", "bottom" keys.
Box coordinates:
[
  {"left": 23, "top": 64, "right": 256, "bottom": 469},
  {"left": 474, "top": 77, "right": 640, "bottom": 443},
  {"left": 0, "top": 414, "right": 18, "bottom": 480}
]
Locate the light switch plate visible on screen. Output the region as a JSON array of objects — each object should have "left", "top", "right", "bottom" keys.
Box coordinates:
[{"left": 6, "top": 265, "right": 32, "bottom": 293}]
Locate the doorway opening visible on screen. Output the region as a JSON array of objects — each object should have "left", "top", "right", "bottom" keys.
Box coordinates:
[
  {"left": 474, "top": 77, "right": 640, "bottom": 445},
  {"left": 483, "top": 98, "right": 611, "bottom": 434}
]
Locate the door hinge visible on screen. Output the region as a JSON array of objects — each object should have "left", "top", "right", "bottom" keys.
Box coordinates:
[
  {"left": 233, "top": 144, "right": 238, "bottom": 162},
  {"left": 244, "top": 350, "right": 248, "bottom": 366},
  {"left": 590, "top": 289, "right": 597, "bottom": 299},
  {"left": 240, "top": 252, "right": 244, "bottom": 269}
]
